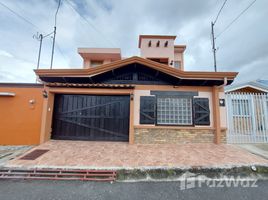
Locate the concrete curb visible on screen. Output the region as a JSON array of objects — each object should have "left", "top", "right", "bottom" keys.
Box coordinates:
[
  {"left": 116, "top": 165, "right": 268, "bottom": 182},
  {"left": 1, "top": 165, "right": 268, "bottom": 182}
]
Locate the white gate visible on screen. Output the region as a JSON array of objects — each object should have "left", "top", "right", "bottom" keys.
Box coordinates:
[{"left": 226, "top": 93, "right": 268, "bottom": 143}]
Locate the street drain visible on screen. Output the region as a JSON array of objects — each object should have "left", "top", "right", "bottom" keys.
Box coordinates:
[
  {"left": 20, "top": 149, "right": 49, "bottom": 160},
  {"left": 0, "top": 168, "right": 117, "bottom": 181}
]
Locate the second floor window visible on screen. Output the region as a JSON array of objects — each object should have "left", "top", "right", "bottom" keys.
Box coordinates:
[{"left": 91, "top": 60, "right": 103, "bottom": 67}]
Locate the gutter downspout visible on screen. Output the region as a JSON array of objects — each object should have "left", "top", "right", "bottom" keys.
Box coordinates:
[{"left": 217, "top": 77, "right": 228, "bottom": 88}]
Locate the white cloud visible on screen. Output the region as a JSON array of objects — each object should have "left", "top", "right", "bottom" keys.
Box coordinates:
[
  {"left": 0, "top": 50, "right": 13, "bottom": 58},
  {"left": 0, "top": 0, "right": 267, "bottom": 83}
]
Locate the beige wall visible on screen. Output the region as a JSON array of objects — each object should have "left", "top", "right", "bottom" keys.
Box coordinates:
[
  {"left": 174, "top": 51, "right": 184, "bottom": 70},
  {"left": 134, "top": 90, "right": 151, "bottom": 126},
  {"left": 140, "top": 38, "right": 175, "bottom": 65},
  {"left": 133, "top": 88, "right": 216, "bottom": 128},
  {"left": 219, "top": 91, "right": 227, "bottom": 128},
  {"left": 140, "top": 38, "right": 185, "bottom": 69}
]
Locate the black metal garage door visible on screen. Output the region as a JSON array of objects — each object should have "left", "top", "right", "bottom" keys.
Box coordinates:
[{"left": 52, "top": 94, "right": 130, "bottom": 141}]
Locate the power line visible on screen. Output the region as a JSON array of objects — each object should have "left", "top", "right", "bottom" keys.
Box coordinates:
[
  {"left": 210, "top": 0, "right": 228, "bottom": 72},
  {"left": 0, "top": 1, "right": 44, "bottom": 33},
  {"left": 216, "top": 0, "right": 257, "bottom": 38},
  {"left": 214, "top": 0, "right": 228, "bottom": 24},
  {"left": 55, "top": 41, "right": 69, "bottom": 62},
  {"left": 211, "top": 0, "right": 228, "bottom": 71},
  {"left": 0, "top": 0, "right": 68, "bottom": 66},
  {"left": 64, "top": 0, "right": 116, "bottom": 47}
]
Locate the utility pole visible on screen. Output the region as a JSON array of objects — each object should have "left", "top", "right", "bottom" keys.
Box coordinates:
[
  {"left": 50, "top": 0, "right": 61, "bottom": 69},
  {"left": 37, "top": 34, "right": 43, "bottom": 69},
  {"left": 34, "top": 31, "right": 54, "bottom": 70},
  {"left": 50, "top": 26, "right": 56, "bottom": 69},
  {"left": 33, "top": 33, "right": 43, "bottom": 70},
  {"left": 211, "top": 22, "right": 217, "bottom": 72}
]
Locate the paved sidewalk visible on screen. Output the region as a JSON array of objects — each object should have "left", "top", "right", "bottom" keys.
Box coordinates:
[
  {"left": 0, "top": 146, "right": 32, "bottom": 166},
  {"left": 5, "top": 140, "right": 268, "bottom": 169},
  {"left": 237, "top": 144, "right": 268, "bottom": 160}
]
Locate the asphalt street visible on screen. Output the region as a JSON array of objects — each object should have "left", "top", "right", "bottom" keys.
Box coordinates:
[{"left": 0, "top": 179, "right": 267, "bottom": 200}]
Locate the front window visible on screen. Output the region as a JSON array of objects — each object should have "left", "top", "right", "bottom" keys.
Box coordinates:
[{"left": 157, "top": 97, "right": 192, "bottom": 125}]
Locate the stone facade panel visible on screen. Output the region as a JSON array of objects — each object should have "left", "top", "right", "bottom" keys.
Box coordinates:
[{"left": 134, "top": 128, "right": 224, "bottom": 144}]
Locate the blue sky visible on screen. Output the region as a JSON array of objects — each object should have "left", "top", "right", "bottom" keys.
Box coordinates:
[{"left": 0, "top": 0, "right": 267, "bottom": 83}]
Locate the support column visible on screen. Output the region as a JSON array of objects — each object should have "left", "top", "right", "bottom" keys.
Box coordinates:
[
  {"left": 129, "top": 93, "right": 135, "bottom": 144},
  {"left": 40, "top": 89, "right": 54, "bottom": 144},
  {"left": 212, "top": 86, "right": 221, "bottom": 144}
]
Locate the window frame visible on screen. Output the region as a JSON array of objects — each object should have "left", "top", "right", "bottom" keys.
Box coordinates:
[{"left": 155, "top": 95, "right": 194, "bottom": 126}]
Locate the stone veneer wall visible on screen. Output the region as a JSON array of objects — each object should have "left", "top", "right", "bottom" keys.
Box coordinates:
[
  {"left": 221, "top": 129, "right": 227, "bottom": 143},
  {"left": 134, "top": 128, "right": 227, "bottom": 144}
]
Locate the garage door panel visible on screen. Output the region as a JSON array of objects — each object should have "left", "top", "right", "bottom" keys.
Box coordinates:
[{"left": 52, "top": 95, "right": 130, "bottom": 141}]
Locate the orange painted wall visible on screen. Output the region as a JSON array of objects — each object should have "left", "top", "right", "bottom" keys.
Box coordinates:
[{"left": 0, "top": 85, "right": 44, "bottom": 145}]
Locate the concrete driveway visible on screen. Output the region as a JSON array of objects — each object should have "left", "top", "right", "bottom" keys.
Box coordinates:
[{"left": 5, "top": 140, "right": 268, "bottom": 169}]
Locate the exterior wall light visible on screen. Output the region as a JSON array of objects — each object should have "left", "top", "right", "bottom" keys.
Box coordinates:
[
  {"left": 0, "top": 92, "right": 15, "bottom": 97},
  {"left": 219, "top": 99, "right": 225, "bottom": 107},
  {"left": 130, "top": 93, "right": 134, "bottom": 101},
  {"left": 29, "top": 99, "right": 36, "bottom": 109},
  {"left": 29, "top": 99, "right": 36, "bottom": 104},
  {"left": 43, "top": 90, "right": 48, "bottom": 98}
]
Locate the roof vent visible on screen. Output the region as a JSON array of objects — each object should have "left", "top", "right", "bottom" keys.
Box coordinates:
[
  {"left": 156, "top": 40, "right": 160, "bottom": 47},
  {"left": 164, "top": 41, "right": 168, "bottom": 47}
]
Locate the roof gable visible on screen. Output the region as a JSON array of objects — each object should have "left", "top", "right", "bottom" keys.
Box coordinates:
[
  {"left": 225, "top": 80, "right": 268, "bottom": 93},
  {"left": 91, "top": 62, "right": 178, "bottom": 85}
]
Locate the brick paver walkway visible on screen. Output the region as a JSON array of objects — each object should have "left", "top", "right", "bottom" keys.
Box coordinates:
[{"left": 6, "top": 140, "right": 268, "bottom": 169}]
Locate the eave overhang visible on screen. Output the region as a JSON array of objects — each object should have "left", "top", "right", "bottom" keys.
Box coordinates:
[{"left": 35, "top": 56, "right": 238, "bottom": 86}]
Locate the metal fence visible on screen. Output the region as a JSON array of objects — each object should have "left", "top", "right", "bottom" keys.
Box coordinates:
[{"left": 226, "top": 93, "right": 268, "bottom": 143}]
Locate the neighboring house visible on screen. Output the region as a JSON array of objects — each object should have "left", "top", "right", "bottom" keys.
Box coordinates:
[
  {"left": 224, "top": 80, "right": 268, "bottom": 143},
  {"left": 225, "top": 79, "right": 268, "bottom": 94},
  {"left": 0, "top": 35, "right": 238, "bottom": 145}
]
